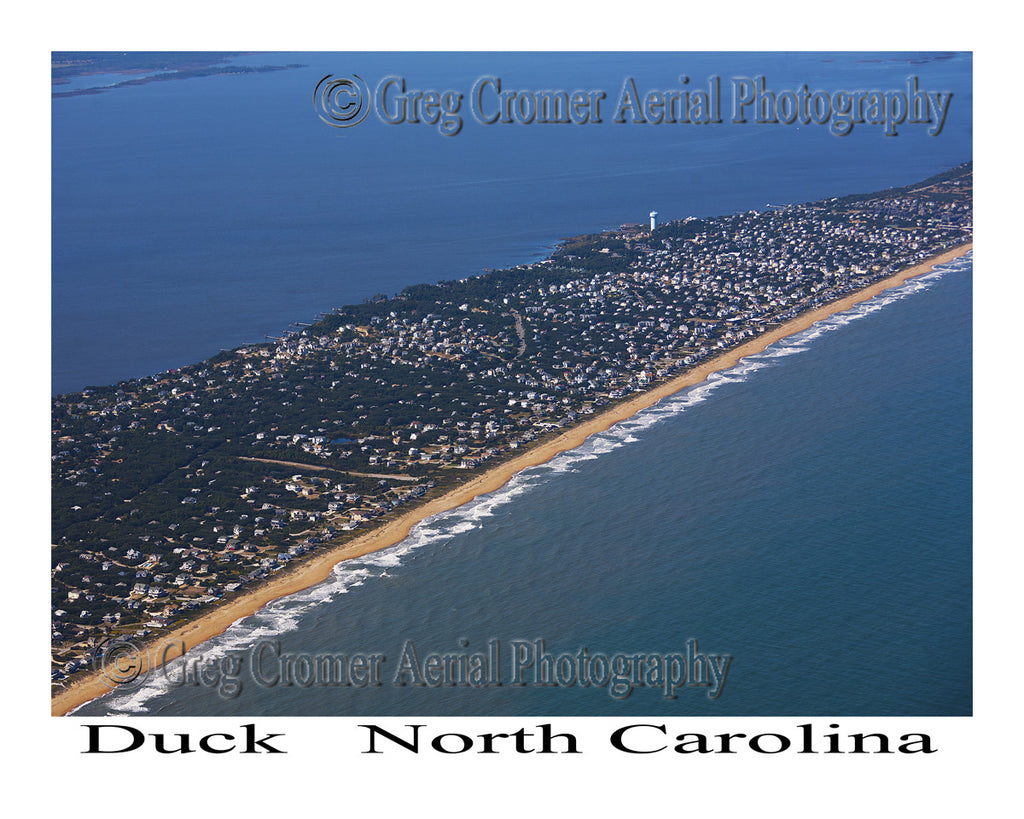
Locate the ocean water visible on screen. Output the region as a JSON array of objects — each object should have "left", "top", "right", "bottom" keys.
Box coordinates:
[
  {"left": 52, "top": 51, "right": 972, "bottom": 394},
  {"left": 55, "top": 52, "right": 972, "bottom": 716},
  {"left": 72, "top": 254, "right": 972, "bottom": 717}
]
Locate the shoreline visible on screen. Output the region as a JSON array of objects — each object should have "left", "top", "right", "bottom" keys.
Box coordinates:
[{"left": 51, "top": 241, "right": 972, "bottom": 717}]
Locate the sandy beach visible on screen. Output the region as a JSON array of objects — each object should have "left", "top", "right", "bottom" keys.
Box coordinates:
[{"left": 51, "top": 241, "right": 972, "bottom": 717}]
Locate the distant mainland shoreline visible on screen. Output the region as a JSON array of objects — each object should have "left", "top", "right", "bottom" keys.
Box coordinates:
[{"left": 51, "top": 53, "right": 303, "bottom": 98}]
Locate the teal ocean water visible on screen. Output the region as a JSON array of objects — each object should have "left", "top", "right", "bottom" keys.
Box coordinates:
[
  {"left": 52, "top": 52, "right": 972, "bottom": 395},
  {"left": 73, "top": 253, "right": 972, "bottom": 716},
  {"left": 54, "top": 52, "right": 972, "bottom": 716}
]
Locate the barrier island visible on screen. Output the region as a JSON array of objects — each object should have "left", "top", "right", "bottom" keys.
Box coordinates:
[{"left": 51, "top": 162, "right": 973, "bottom": 714}]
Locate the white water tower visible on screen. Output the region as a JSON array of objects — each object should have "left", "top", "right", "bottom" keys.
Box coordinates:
[{"left": 650, "top": 210, "right": 658, "bottom": 231}]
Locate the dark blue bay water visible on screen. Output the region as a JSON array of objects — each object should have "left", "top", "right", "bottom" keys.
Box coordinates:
[
  {"left": 52, "top": 51, "right": 972, "bottom": 394},
  {"left": 56, "top": 52, "right": 972, "bottom": 717},
  {"left": 74, "top": 255, "right": 972, "bottom": 717}
]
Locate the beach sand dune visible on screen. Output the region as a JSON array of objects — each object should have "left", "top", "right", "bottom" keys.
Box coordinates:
[{"left": 50, "top": 242, "right": 971, "bottom": 716}]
